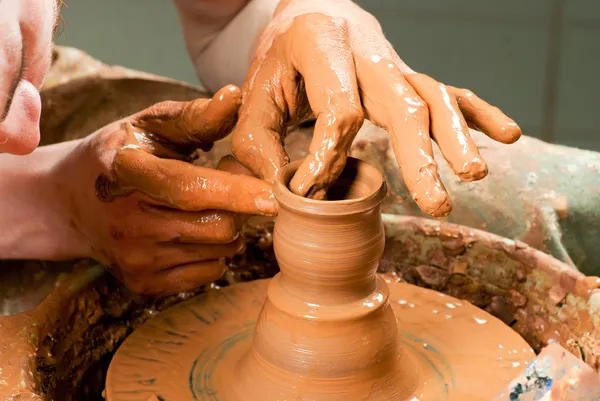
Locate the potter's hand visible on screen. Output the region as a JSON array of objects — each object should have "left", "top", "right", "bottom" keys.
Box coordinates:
[
  {"left": 59, "top": 86, "right": 277, "bottom": 296},
  {"left": 232, "top": 0, "right": 521, "bottom": 217},
  {"left": 0, "top": 0, "right": 58, "bottom": 155}
]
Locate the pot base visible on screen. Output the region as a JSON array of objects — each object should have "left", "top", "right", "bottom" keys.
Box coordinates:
[{"left": 106, "top": 276, "right": 534, "bottom": 401}]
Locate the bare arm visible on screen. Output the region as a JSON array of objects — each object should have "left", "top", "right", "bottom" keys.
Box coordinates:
[
  {"left": 173, "top": 0, "right": 279, "bottom": 92},
  {"left": 172, "top": 0, "right": 251, "bottom": 55},
  {"left": 0, "top": 140, "right": 89, "bottom": 260}
]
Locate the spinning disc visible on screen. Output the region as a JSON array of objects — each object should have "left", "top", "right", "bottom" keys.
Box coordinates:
[{"left": 106, "top": 278, "right": 534, "bottom": 401}]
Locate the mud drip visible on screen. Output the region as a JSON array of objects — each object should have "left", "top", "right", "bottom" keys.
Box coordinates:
[{"left": 105, "top": 158, "right": 535, "bottom": 401}]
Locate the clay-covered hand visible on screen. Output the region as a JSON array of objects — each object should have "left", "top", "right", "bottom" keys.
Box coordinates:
[
  {"left": 232, "top": 0, "right": 521, "bottom": 218},
  {"left": 56, "top": 86, "right": 277, "bottom": 296},
  {"left": 0, "top": 0, "right": 58, "bottom": 155}
]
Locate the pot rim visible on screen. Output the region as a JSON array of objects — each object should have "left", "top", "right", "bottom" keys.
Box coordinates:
[{"left": 275, "top": 157, "right": 387, "bottom": 215}]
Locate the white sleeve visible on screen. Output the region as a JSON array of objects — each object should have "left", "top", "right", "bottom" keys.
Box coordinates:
[{"left": 176, "top": 0, "right": 280, "bottom": 93}]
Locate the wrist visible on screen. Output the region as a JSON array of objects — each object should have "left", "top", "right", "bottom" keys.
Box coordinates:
[
  {"left": 184, "top": 0, "right": 280, "bottom": 92},
  {"left": 0, "top": 140, "right": 90, "bottom": 260}
]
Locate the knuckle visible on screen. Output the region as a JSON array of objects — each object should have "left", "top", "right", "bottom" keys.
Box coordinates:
[
  {"left": 230, "top": 128, "right": 246, "bottom": 153},
  {"left": 292, "top": 13, "right": 323, "bottom": 28},
  {"left": 231, "top": 125, "right": 255, "bottom": 160},
  {"left": 150, "top": 100, "right": 179, "bottom": 114},
  {"left": 337, "top": 106, "right": 365, "bottom": 128},
  {"left": 291, "top": 14, "right": 349, "bottom": 40},
  {"left": 137, "top": 101, "right": 180, "bottom": 124}
]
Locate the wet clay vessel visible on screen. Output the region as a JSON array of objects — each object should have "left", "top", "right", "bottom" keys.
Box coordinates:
[{"left": 105, "top": 158, "right": 535, "bottom": 401}]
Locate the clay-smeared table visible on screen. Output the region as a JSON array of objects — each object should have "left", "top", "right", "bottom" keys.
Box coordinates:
[{"left": 106, "top": 158, "right": 535, "bottom": 401}]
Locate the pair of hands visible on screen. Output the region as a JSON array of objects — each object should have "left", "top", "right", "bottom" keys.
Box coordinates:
[
  {"left": 2, "top": 0, "right": 521, "bottom": 296},
  {"left": 57, "top": 86, "right": 275, "bottom": 296}
]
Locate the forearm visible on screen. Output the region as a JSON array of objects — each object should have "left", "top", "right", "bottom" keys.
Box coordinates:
[
  {"left": 172, "top": 0, "right": 250, "bottom": 54},
  {"left": 176, "top": 0, "right": 378, "bottom": 93},
  {"left": 175, "top": 0, "right": 280, "bottom": 92},
  {"left": 0, "top": 140, "right": 88, "bottom": 260}
]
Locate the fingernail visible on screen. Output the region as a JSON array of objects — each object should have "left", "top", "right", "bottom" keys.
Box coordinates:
[
  {"left": 428, "top": 182, "right": 452, "bottom": 218},
  {"left": 458, "top": 157, "right": 488, "bottom": 182},
  {"left": 414, "top": 165, "right": 452, "bottom": 218},
  {"left": 255, "top": 192, "right": 278, "bottom": 215}
]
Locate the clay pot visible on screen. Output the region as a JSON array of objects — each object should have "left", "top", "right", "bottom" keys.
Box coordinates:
[
  {"left": 1, "top": 47, "right": 596, "bottom": 400},
  {"left": 225, "top": 157, "right": 417, "bottom": 400},
  {"left": 2, "top": 213, "right": 598, "bottom": 400},
  {"left": 1, "top": 162, "right": 598, "bottom": 400}
]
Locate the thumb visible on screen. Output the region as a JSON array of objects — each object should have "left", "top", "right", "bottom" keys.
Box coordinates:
[
  {"left": 0, "top": 80, "right": 41, "bottom": 155},
  {"left": 134, "top": 85, "right": 242, "bottom": 150}
]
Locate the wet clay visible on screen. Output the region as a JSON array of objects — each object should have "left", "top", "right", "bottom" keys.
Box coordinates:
[
  {"left": 106, "top": 157, "right": 534, "bottom": 401},
  {"left": 1, "top": 46, "right": 596, "bottom": 401},
  {"left": 94, "top": 85, "right": 275, "bottom": 216},
  {"left": 231, "top": 0, "right": 522, "bottom": 218},
  {"left": 52, "top": 85, "right": 277, "bottom": 296}
]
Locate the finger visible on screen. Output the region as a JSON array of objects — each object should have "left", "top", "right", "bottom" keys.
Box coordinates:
[
  {"left": 405, "top": 73, "right": 488, "bottom": 182},
  {"left": 0, "top": 1, "right": 23, "bottom": 121},
  {"left": 122, "top": 260, "right": 227, "bottom": 296},
  {"left": 110, "top": 148, "right": 277, "bottom": 215},
  {"left": 286, "top": 15, "right": 364, "bottom": 199},
  {"left": 134, "top": 85, "right": 242, "bottom": 149},
  {"left": 214, "top": 154, "right": 257, "bottom": 225},
  {"left": 0, "top": 79, "right": 41, "bottom": 154},
  {"left": 120, "top": 122, "right": 187, "bottom": 160},
  {"left": 110, "top": 237, "right": 243, "bottom": 274},
  {"left": 140, "top": 205, "right": 245, "bottom": 244},
  {"left": 447, "top": 86, "right": 521, "bottom": 144},
  {"left": 157, "top": 238, "right": 245, "bottom": 261},
  {"left": 356, "top": 57, "right": 452, "bottom": 218},
  {"left": 96, "top": 195, "right": 245, "bottom": 244},
  {"left": 135, "top": 156, "right": 255, "bottom": 244},
  {"left": 232, "top": 54, "right": 289, "bottom": 182},
  {"left": 122, "top": 238, "right": 245, "bottom": 274}
]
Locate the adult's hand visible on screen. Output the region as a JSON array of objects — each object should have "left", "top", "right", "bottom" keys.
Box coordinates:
[
  {"left": 0, "top": 0, "right": 59, "bottom": 155},
  {"left": 56, "top": 86, "right": 277, "bottom": 296},
  {"left": 232, "top": 0, "right": 521, "bottom": 218}
]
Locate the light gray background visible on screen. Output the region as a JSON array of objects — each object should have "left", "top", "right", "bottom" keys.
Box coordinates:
[{"left": 56, "top": 0, "right": 600, "bottom": 150}]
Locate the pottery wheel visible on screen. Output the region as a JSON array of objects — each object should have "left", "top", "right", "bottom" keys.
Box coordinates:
[{"left": 106, "top": 277, "right": 535, "bottom": 401}]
